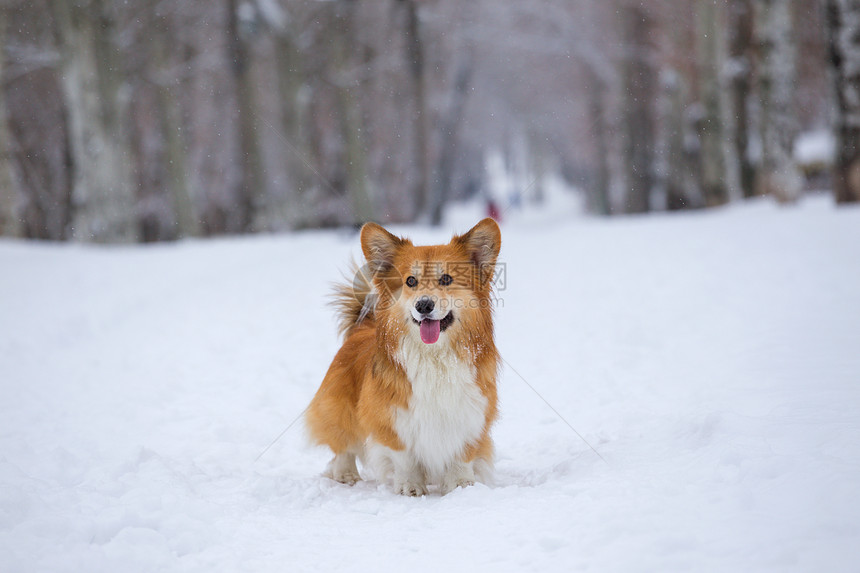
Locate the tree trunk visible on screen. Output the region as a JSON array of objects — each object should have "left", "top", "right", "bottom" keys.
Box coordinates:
[
  {"left": 620, "top": 4, "right": 657, "bottom": 214},
  {"left": 337, "top": 83, "right": 373, "bottom": 225},
  {"left": 51, "top": 0, "right": 138, "bottom": 243},
  {"left": 585, "top": 67, "right": 611, "bottom": 216},
  {"left": 728, "top": 0, "right": 757, "bottom": 198},
  {"left": 827, "top": 0, "right": 860, "bottom": 204},
  {"left": 0, "top": 7, "right": 20, "bottom": 237},
  {"left": 227, "top": 0, "right": 265, "bottom": 232},
  {"left": 154, "top": 11, "right": 198, "bottom": 239},
  {"left": 333, "top": 3, "right": 372, "bottom": 226},
  {"left": 696, "top": 0, "right": 730, "bottom": 207},
  {"left": 754, "top": 0, "right": 803, "bottom": 203},
  {"left": 402, "top": 0, "right": 430, "bottom": 221},
  {"left": 275, "top": 32, "right": 313, "bottom": 227},
  {"left": 429, "top": 48, "right": 475, "bottom": 226},
  {"left": 660, "top": 69, "right": 702, "bottom": 211}
]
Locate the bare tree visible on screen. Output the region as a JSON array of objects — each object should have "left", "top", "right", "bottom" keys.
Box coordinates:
[
  {"left": 274, "top": 11, "right": 313, "bottom": 228},
  {"left": 154, "top": 4, "right": 198, "bottom": 239},
  {"left": 0, "top": 0, "right": 838, "bottom": 242},
  {"left": 227, "top": 0, "right": 265, "bottom": 232},
  {"left": 827, "top": 0, "right": 860, "bottom": 204},
  {"left": 4, "top": 1, "right": 73, "bottom": 240},
  {"left": 0, "top": 6, "right": 20, "bottom": 237},
  {"left": 620, "top": 2, "right": 657, "bottom": 213},
  {"left": 332, "top": 2, "right": 373, "bottom": 225},
  {"left": 586, "top": 66, "right": 611, "bottom": 215},
  {"left": 429, "top": 44, "right": 475, "bottom": 225},
  {"left": 401, "top": 0, "right": 430, "bottom": 221},
  {"left": 50, "top": 0, "right": 138, "bottom": 243},
  {"left": 695, "top": 0, "right": 730, "bottom": 207},
  {"left": 125, "top": 1, "right": 199, "bottom": 242},
  {"left": 659, "top": 69, "right": 701, "bottom": 210},
  {"left": 728, "top": 0, "right": 757, "bottom": 198},
  {"left": 754, "top": 0, "right": 803, "bottom": 203}
]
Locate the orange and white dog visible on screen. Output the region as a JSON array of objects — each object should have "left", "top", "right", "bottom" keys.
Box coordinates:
[{"left": 306, "top": 219, "right": 501, "bottom": 496}]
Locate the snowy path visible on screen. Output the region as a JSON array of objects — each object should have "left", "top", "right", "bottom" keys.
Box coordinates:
[{"left": 2, "top": 197, "right": 859, "bottom": 572}]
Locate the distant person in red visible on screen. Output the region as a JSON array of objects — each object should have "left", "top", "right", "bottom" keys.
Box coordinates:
[{"left": 487, "top": 200, "right": 502, "bottom": 222}]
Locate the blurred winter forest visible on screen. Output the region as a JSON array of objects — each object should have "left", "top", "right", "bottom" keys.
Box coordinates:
[{"left": 0, "top": 0, "right": 858, "bottom": 243}]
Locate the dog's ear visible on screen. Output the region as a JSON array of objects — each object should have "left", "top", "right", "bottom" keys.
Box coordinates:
[
  {"left": 361, "top": 222, "right": 407, "bottom": 270},
  {"left": 453, "top": 218, "right": 501, "bottom": 282}
]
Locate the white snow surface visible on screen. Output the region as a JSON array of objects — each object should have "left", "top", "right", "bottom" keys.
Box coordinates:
[{"left": 2, "top": 196, "right": 859, "bottom": 572}]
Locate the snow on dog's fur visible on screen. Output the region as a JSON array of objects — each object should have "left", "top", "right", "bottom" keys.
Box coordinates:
[{"left": 305, "top": 219, "right": 501, "bottom": 496}]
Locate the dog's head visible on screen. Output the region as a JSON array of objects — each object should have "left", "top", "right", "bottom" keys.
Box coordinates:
[{"left": 360, "top": 218, "right": 501, "bottom": 346}]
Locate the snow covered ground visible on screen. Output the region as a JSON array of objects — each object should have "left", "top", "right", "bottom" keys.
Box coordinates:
[{"left": 2, "top": 195, "right": 859, "bottom": 572}]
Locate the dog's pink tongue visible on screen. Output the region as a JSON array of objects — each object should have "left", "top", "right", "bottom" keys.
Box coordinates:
[{"left": 420, "top": 319, "right": 441, "bottom": 344}]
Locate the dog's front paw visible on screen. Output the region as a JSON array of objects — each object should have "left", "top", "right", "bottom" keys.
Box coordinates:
[
  {"left": 440, "top": 477, "right": 474, "bottom": 496},
  {"left": 395, "top": 480, "right": 427, "bottom": 497},
  {"left": 329, "top": 469, "right": 362, "bottom": 486},
  {"left": 325, "top": 453, "right": 361, "bottom": 486},
  {"left": 440, "top": 461, "right": 477, "bottom": 495}
]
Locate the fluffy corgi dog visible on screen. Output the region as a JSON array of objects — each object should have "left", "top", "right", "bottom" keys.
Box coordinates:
[{"left": 306, "top": 219, "right": 501, "bottom": 496}]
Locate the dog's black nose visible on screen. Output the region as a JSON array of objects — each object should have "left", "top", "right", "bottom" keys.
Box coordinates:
[{"left": 415, "top": 297, "right": 435, "bottom": 315}]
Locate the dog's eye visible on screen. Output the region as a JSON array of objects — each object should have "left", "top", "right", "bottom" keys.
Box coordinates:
[
  {"left": 439, "top": 274, "right": 453, "bottom": 286},
  {"left": 406, "top": 276, "right": 418, "bottom": 288}
]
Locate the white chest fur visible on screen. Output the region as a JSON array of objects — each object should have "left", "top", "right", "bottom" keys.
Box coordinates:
[{"left": 393, "top": 336, "right": 488, "bottom": 479}]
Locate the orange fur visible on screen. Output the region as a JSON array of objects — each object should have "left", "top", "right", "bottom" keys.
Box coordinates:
[{"left": 305, "top": 219, "right": 502, "bottom": 495}]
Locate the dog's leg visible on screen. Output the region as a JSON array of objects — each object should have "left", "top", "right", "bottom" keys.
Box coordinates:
[
  {"left": 390, "top": 450, "right": 427, "bottom": 496},
  {"left": 440, "top": 460, "right": 476, "bottom": 495},
  {"left": 324, "top": 451, "right": 361, "bottom": 485}
]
